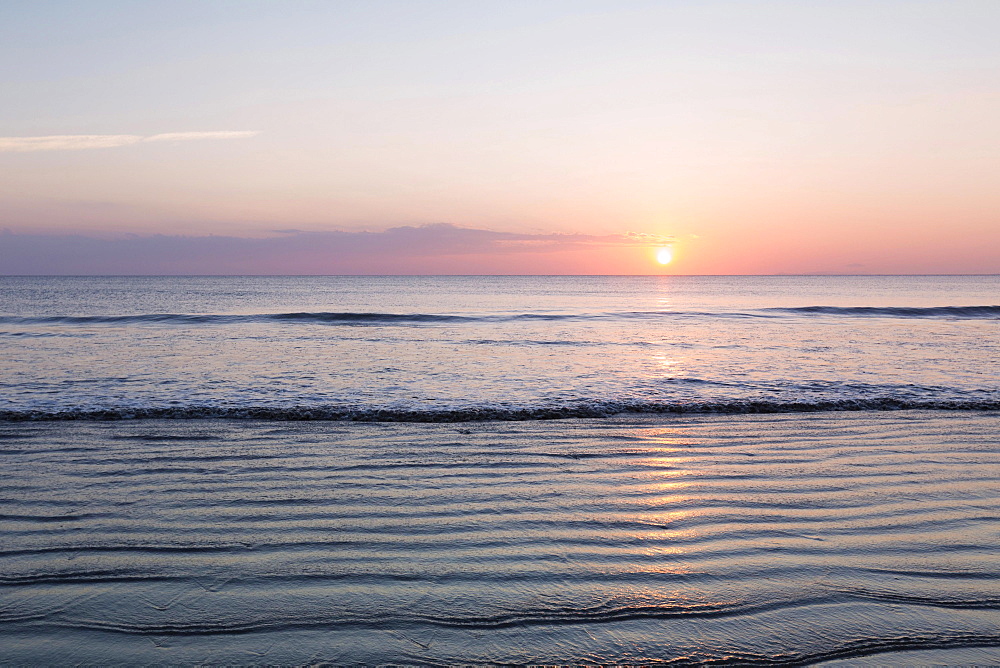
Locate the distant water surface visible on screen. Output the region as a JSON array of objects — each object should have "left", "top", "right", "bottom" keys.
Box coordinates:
[{"left": 0, "top": 275, "right": 997, "bottom": 419}]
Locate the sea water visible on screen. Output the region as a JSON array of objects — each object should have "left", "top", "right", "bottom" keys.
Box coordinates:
[
  {"left": 1, "top": 275, "right": 998, "bottom": 664},
  {"left": 1, "top": 275, "right": 998, "bottom": 418}
]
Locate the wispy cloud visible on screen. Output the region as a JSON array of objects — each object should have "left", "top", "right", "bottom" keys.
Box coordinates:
[
  {"left": 0, "top": 135, "right": 144, "bottom": 152},
  {"left": 141, "top": 131, "right": 260, "bottom": 143},
  {"left": 0, "top": 131, "right": 259, "bottom": 153}
]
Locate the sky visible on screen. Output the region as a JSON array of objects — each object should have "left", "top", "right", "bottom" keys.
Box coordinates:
[{"left": 1, "top": 0, "right": 998, "bottom": 275}]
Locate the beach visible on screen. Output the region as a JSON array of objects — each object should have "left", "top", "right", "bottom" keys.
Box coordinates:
[
  {"left": 2, "top": 411, "right": 998, "bottom": 664},
  {"left": 5, "top": 1, "right": 1000, "bottom": 661}
]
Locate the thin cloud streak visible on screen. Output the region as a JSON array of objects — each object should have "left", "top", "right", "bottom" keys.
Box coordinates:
[
  {"left": 0, "top": 135, "right": 144, "bottom": 152},
  {"left": 0, "top": 131, "right": 260, "bottom": 153},
  {"left": 142, "top": 131, "right": 260, "bottom": 143}
]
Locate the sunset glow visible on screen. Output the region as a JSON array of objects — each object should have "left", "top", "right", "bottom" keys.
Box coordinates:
[
  {"left": 1, "top": 2, "right": 998, "bottom": 275},
  {"left": 656, "top": 248, "right": 674, "bottom": 266}
]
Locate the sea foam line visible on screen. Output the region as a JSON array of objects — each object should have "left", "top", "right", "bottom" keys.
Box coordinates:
[{"left": 1, "top": 398, "right": 999, "bottom": 422}]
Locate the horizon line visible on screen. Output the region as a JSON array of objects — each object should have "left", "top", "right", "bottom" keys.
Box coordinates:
[{"left": 1, "top": 273, "right": 998, "bottom": 278}]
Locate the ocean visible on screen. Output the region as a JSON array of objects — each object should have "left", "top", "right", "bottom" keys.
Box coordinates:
[
  {"left": 2, "top": 275, "right": 998, "bottom": 419},
  {"left": 1, "top": 275, "right": 998, "bottom": 664}
]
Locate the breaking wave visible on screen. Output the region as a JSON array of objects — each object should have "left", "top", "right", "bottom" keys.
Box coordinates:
[{"left": 2, "top": 397, "right": 998, "bottom": 422}]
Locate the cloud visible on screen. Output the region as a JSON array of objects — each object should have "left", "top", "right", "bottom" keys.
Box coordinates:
[
  {"left": 0, "top": 135, "right": 144, "bottom": 152},
  {"left": 0, "top": 224, "right": 674, "bottom": 275},
  {"left": 142, "top": 131, "right": 260, "bottom": 143},
  {"left": 0, "top": 131, "right": 260, "bottom": 153}
]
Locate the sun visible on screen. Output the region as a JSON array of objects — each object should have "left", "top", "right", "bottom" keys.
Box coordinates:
[{"left": 656, "top": 247, "right": 673, "bottom": 265}]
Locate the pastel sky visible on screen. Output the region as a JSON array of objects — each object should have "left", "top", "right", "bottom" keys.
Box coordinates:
[{"left": 1, "top": 0, "right": 998, "bottom": 275}]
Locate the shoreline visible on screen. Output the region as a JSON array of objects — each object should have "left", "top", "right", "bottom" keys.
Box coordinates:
[{"left": 2, "top": 403, "right": 1000, "bottom": 423}]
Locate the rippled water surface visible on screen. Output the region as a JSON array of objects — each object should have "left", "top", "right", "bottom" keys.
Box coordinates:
[{"left": 1, "top": 413, "right": 998, "bottom": 664}]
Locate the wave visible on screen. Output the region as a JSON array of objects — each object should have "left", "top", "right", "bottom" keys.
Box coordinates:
[
  {"left": 20, "top": 594, "right": 996, "bottom": 635},
  {"left": 2, "top": 305, "right": 997, "bottom": 327},
  {"left": 28, "top": 597, "right": 836, "bottom": 635},
  {"left": 769, "top": 305, "right": 1000, "bottom": 319},
  {"left": 0, "top": 331, "right": 93, "bottom": 338},
  {"left": 2, "top": 397, "right": 998, "bottom": 422},
  {"left": 0, "top": 311, "right": 625, "bottom": 326},
  {"left": 23, "top": 616, "right": 1000, "bottom": 667},
  {"left": 0, "top": 312, "right": 479, "bottom": 326},
  {"left": 842, "top": 587, "right": 1000, "bottom": 609}
]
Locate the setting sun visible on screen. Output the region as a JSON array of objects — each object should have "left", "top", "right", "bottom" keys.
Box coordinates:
[{"left": 656, "top": 248, "right": 673, "bottom": 265}]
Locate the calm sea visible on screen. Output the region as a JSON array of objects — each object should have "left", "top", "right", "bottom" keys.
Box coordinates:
[
  {"left": 1, "top": 275, "right": 998, "bottom": 419},
  {"left": 1, "top": 275, "right": 999, "bottom": 664}
]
